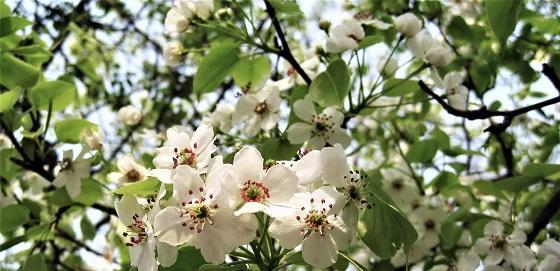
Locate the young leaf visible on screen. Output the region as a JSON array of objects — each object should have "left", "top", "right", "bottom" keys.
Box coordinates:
[
  {"left": 0, "top": 53, "right": 39, "bottom": 89},
  {"left": 382, "top": 79, "right": 420, "bottom": 97},
  {"left": 54, "top": 118, "right": 97, "bottom": 144},
  {"left": 486, "top": 0, "right": 523, "bottom": 48},
  {"left": 231, "top": 56, "right": 271, "bottom": 91},
  {"left": 193, "top": 42, "right": 239, "bottom": 94},
  {"left": 360, "top": 186, "right": 418, "bottom": 258},
  {"left": 0, "top": 88, "right": 21, "bottom": 113},
  {"left": 309, "top": 59, "right": 350, "bottom": 107},
  {"left": 113, "top": 177, "right": 161, "bottom": 196},
  {"left": 405, "top": 139, "right": 438, "bottom": 163},
  {"left": 0, "top": 204, "right": 30, "bottom": 233},
  {"left": 28, "top": 80, "right": 77, "bottom": 111}
]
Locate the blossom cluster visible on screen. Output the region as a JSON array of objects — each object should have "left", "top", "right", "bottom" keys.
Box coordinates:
[{"left": 112, "top": 124, "right": 372, "bottom": 271}]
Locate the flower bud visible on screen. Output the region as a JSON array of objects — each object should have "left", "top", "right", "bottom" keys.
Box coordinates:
[
  {"left": 163, "top": 41, "right": 183, "bottom": 66},
  {"left": 395, "top": 13, "right": 422, "bottom": 37},
  {"left": 425, "top": 45, "right": 452, "bottom": 67},
  {"left": 319, "top": 20, "right": 331, "bottom": 33},
  {"left": 80, "top": 128, "right": 103, "bottom": 150},
  {"left": 376, "top": 56, "right": 399, "bottom": 76},
  {"left": 118, "top": 105, "right": 142, "bottom": 126},
  {"left": 216, "top": 7, "right": 233, "bottom": 20}
]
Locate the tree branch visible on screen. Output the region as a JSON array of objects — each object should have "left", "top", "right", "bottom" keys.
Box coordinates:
[
  {"left": 526, "top": 188, "right": 560, "bottom": 245},
  {"left": 417, "top": 64, "right": 560, "bottom": 133},
  {"left": 264, "top": 0, "right": 312, "bottom": 86}
]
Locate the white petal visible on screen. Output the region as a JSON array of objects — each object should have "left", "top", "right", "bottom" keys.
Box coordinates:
[
  {"left": 294, "top": 96, "right": 315, "bottom": 122},
  {"left": 156, "top": 241, "right": 178, "bottom": 267},
  {"left": 232, "top": 146, "right": 264, "bottom": 183},
  {"left": 154, "top": 207, "right": 193, "bottom": 246},
  {"left": 322, "top": 107, "right": 344, "bottom": 126},
  {"left": 538, "top": 239, "right": 560, "bottom": 257},
  {"left": 507, "top": 228, "right": 526, "bottom": 245},
  {"left": 66, "top": 176, "right": 82, "bottom": 199},
  {"left": 484, "top": 221, "right": 504, "bottom": 236},
  {"left": 292, "top": 150, "right": 323, "bottom": 186},
  {"left": 302, "top": 234, "right": 338, "bottom": 269},
  {"left": 321, "top": 144, "right": 351, "bottom": 187},
  {"left": 148, "top": 169, "right": 173, "bottom": 184},
  {"left": 483, "top": 249, "right": 504, "bottom": 265},
  {"left": 234, "top": 202, "right": 267, "bottom": 216},
  {"left": 166, "top": 127, "right": 190, "bottom": 150},
  {"left": 328, "top": 128, "right": 351, "bottom": 148},
  {"left": 269, "top": 216, "right": 305, "bottom": 249},
  {"left": 287, "top": 122, "right": 312, "bottom": 144},
  {"left": 262, "top": 165, "right": 299, "bottom": 203},
  {"left": 115, "top": 195, "right": 145, "bottom": 226},
  {"left": 172, "top": 165, "right": 204, "bottom": 201},
  {"left": 307, "top": 136, "right": 326, "bottom": 150}
]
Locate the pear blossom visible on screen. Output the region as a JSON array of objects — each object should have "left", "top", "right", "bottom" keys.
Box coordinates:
[
  {"left": 165, "top": 0, "right": 214, "bottom": 33},
  {"left": 118, "top": 105, "right": 142, "bottom": 126},
  {"left": 410, "top": 206, "right": 446, "bottom": 248},
  {"left": 108, "top": 155, "right": 148, "bottom": 184},
  {"left": 381, "top": 168, "right": 420, "bottom": 211},
  {"left": 53, "top": 149, "right": 90, "bottom": 199},
  {"left": 394, "top": 13, "right": 422, "bottom": 37},
  {"left": 442, "top": 72, "right": 469, "bottom": 110},
  {"left": 115, "top": 186, "right": 177, "bottom": 271},
  {"left": 325, "top": 19, "right": 365, "bottom": 53},
  {"left": 361, "top": 19, "right": 392, "bottom": 30},
  {"left": 269, "top": 186, "right": 351, "bottom": 268},
  {"left": 474, "top": 221, "right": 536, "bottom": 269},
  {"left": 425, "top": 44, "right": 453, "bottom": 67},
  {"left": 202, "top": 103, "right": 235, "bottom": 132},
  {"left": 80, "top": 127, "right": 103, "bottom": 150},
  {"left": 391, "top": 241, "right": 430, "bottom": 267},
  {"left": 287, "top": 95, "right": 351, "bottom": 150},
  {"left": 274, "top": 56, "right": 320, "bottom": 91},
  {"left": 538, "top": 239, "right": 560, "bottom": 271},
  {"left": 150, "top": 124, "right": 216, "bottom": 183},
  {"left": 0, "top": 133, "right": 11, "bottom": 148},
  {"left": 227, "top": 146, "right": 300, "bottom": 217},
  {"left": 407, "top": 30, "right": 437, "bottom": 59},
  {"left": 429, "top": 250, "right": 480, "bottom": 271},
  {"left": 154, "top": 165, "right": 257, "bottom": 264},
  {"left": 232, "top": 86, "right": 281, "bottom": 136},
  {"left": 377, "top": 56, "right": 399, "bottom": 76},
  {"left": 163, "top": 41, "right": 183, "bottom": 66}
]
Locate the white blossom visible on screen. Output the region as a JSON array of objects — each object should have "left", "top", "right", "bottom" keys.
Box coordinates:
[
  {"left": 118, "top": 105, "right": 142, "bottom": 126},
  {"left": 80, "top": 127, "right": 103, "bottom": 150},
  {"left": 325, "top": 19, "right": 365, "bottom": 53},
  {"left": 287, "top": 95, "right": 351, "bottom": 150},
  {"left": 150, "top": 124, "right": 216, "bottom": 183},
  {"left": 202, "top": 103, "right": 235, "bottom": 132},
  {"left": 381, "top": 168, "right": 420, "bottom": 211},
  {"left": 163, "top": 41, "right": 183, "bottom": 66},
  {"left": 227, "top": 146, "right": 300, "bottom": 217},
  {"left": 274, "top": 56, "right": 320, "bottom": 91},
  {"left": 377, "top": 56, "right": 399, "bottom": 76},
  {"left": 410, "top": 206, "right": 446, "bottom": 248},
  {"left": 115, "top": 185, "right": 177, "bottom": 271},
  {"left": 232, "top": 85, "right": 281, "bottom": 136},
  {"left": 154, "top": 164, "right": 257, "bottom": 264},
  {"left": 53, "top": 149, "right": 90, "bottom": 199},
  {"left": 425, "top": 44, "right": 453, "bottom": 67},
  {"left": 394, "top": 13, "right": 422, "bottom": 37},
  {"left": 537, "top": 239, "right": 560, "bottom": 271},
  {"left": 269, "top": 186, "right": 351, "bottom": 268},
  {"left": 108, "top": 155, "right": 148, "bottom": 184},
  {"left": 442, "top": 72, "right": 469, "bottom": 110},
  {"left": 474, "top": 221, "right": 536, "bottom": 270}
]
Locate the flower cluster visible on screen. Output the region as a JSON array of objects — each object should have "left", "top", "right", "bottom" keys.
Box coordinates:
[{"left": 113, "top": 125, "right": 371, "bottom": 270}]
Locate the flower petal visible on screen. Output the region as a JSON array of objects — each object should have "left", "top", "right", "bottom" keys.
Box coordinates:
[
  {"left": 232, "top": 146, "right": 264, "bottom": 183},
  {"left": 262, "top": 165, "right": 299, "bottom": 203},
  {"left": 302, "top": 234, "right": 338, "bottom": 269},
  {"left": 294, "top": 96, "right": 315, "bottom": 122},
  {"left": 154, "top": 206, "right": 194, "bottom": 246},
  {"left": 269, "top": 216, "right": 305, "bottom": 249},
  {"left": 321, "top": 144, "right": 350, "bottom": 187},
  {"left": 292, "top": 150, "right": 323, "bottom": 186},
  {"left": 287, "top": 122, "right": 313, "bottom": 144}
]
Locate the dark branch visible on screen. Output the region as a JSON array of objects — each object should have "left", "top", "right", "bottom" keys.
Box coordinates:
[
  {"left": 418, "top": 64, "right": 560, "bottom": 133},
  {"left": 264, "top": 0, "right": 312, "bottom": 86},
  {"left": 526, "top": 188, "right": 560, "bottom": 245}
]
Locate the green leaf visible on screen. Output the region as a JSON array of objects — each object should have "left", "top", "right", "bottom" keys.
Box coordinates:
[
  {"left": 267, "top": 0, "right": 304, "bottom": 20},
  {"left": 447, "top": 16, "right": 473, "bottom": 42},
  {"left": 0, "top": 147, "right": 20, "bottom": 180},
  {"left": 360, "top": 186, "right": 417, "bottom": 258},
  {"left": 486, "top": 0, "right": 522, "bottom": 48},
  {"left": 23, "top": 254, "right": 48, "bottom": 271},
  {"left": 440, "top": 221, "right": 463, "bottom": 250},
  {"left": 0, "top": 204, "right": 30, "bottom": 232},
  {"left": 161, "top": 246, "right": 206, "bottom": 271},
  {"left": 382, "top": 79, "right": 420, "bottom": 97},
  {"left": 405, "top": 139, "right": 438, "bottom": 163},
  {"left": 309, "top": 59, "right": 350, "bottom": 107},
  {"left": 75, "top": 179, "right": 104, "bottom": 206},
  {"left": 0, "top": 53, "right": 39, "bottom": 89},
  {"left": 54, "top": 118, "right": 97, "bottom": 143},
  {"left": 0, "top": 16, "right": 31, "bottom": 37},
  {"left": 193, "top": 42, "right": 239, "bottom": 94},
  {"left": 113, "top": 177, "right": 161, "bottom": 196},
  {"left": 80, "top": 215, "right": 96, "bottom": 240},
  {"left": 257, "top": 137, "right": 300, "bottom": 161},
  {"left": 493, "top": 175, "right": 540, "bottom": 193},
  {"left": 231, "top": 56, "right": 271, "bottom": 91},
  {"left": 523, "top": 163, "right": 560, "bottom": 178},
  {"left": 473, "top": 180, "right": 507, "bottom": 200},
  {"left": 358, "top": 35, "right": 384, "bottom": 49},
  {"left": 29, "top": 80, "right": 77, "bottom": 111}
]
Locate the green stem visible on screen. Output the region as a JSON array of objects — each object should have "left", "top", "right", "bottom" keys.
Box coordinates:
[{"left": 338, "top": 251, "right": 368, "bottom": 271}]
